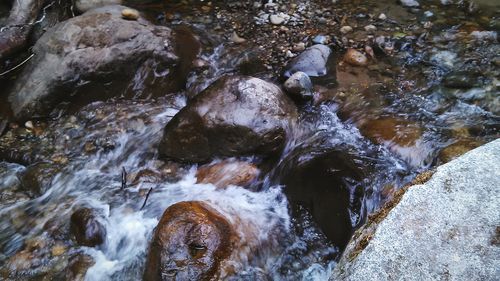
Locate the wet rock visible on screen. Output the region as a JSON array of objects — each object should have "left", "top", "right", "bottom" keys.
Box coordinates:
[
  {"left": 438, "top": 139, "right": 482, "bottom": 163},
  {"left": 283, "top": 71, "right": 314, "bottom": 100},
  {"left": 332, "top": 139, "right": 500, "bottom": 280},
  {"left": 359, "top": 118, "right": 422, "bottom": 147},
  {"left": 144, "top": 201, "right": 234, "bottom": 281},
  {"left": 279, "top": 149, "right": 366, "bottom": 249},
  {"left": 343, "top": 49, "right": 368, "bottom": 67},
  {"left": 443, "top": 71, "right": 479, "bottom": 89},
  {"left": 121, "top": 8, "right": 139, "bottom": 20},
  {"left": 7, "top": 5, "right": 178, "bottom": 120},
  {"left": 284, "top": 44, "right": 332, "bottom": 78},
  {"left": 70, "top": 208, "right": 106, "bottom": 247},
  {"left": 64, "top": 253, "right": 95, "bottom": 281},
  {"left": 196, "top": 160, "right": 259, "bottom": 188},
  {"left": 159, "top": 75, "right": 297, "bottom": 163},
  {"left": 75, "top": 0, "right": 122, "bottom": 13},
  {"left": 20, "top": 162, "right": 61, "bottom": 196}
]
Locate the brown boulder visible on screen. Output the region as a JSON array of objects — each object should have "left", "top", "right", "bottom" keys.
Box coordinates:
[
  {"left": 196, "top": 160, "right": 259, "bottom": 188},
  {"left": 144, "top": 201, "right": 234, "bottom": 281},
  {"left": 158, "top": 75, "right": 298, "bottom": 163}
]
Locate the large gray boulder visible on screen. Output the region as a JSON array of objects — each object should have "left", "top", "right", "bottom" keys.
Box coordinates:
[
  {"left": 7, "top": 5, "right": 179, "bottom": 119},
  {"left": 332, "top": 139, "right": 500, "bottom": 280},
  {"left": 158, "top": 75, "right": 298, "bottom": 163}
]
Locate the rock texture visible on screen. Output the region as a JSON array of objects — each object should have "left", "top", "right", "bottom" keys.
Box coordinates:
[
  {"left": 159, "top": 75, "right": 297, "bottom": 163},
  {"left": 331, "top": 139, "right": 500, "bottom": 281},
  {"left": 7, "top": 5, "right": 178, "bottom": 119},
  {"left": 144, "top": 201, "right": 234, "bottom": 281}
]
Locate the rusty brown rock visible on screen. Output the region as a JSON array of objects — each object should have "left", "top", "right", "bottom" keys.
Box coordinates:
[
  {"left": 343, "top": 48, "right": 369, "bottom": 67},
  {"left": 144, "top": 201, "right": 235, "bottom": 281},
  {"left": 196, "top": 160, "right": 259, "bottom": 188}
]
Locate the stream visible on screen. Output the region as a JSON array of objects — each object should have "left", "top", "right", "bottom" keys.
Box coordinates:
[{"left": 0, "top": 0, "right": 498, "bottom": 280}]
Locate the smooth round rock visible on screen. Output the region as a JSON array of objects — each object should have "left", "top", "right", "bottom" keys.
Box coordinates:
[
  {"left": 144, "top": 201, "right": 234, "bottom": 281},
  {"left": 284, "top": 44, "right": 332, "bottom": 78},
  {"left": 121, "top": 8, "right": 139, "bottom": 20},
  {"left": 344, "top": 48, "right": 369, "bottom": 67}
]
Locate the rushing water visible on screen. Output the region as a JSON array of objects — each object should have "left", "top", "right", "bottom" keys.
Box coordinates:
[{"left": 0, "top": 0, "right": 499, "bottom": 280}]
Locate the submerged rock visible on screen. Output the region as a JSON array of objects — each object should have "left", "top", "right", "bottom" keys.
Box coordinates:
[
  {"left": 144, "top": 201, "right": 234, "bottom": 281},
  {"left": 159, "top": 75, "right": 297, "bottom": 163},
  {"left": 343, "top": 49, "right": 368, "bottom": 67},
  {"left": 7, "top": 5, "right": 178, "bottom": 120},
  {"left": 196, "top": 160, "right": 259, "bottom": 188},
  {"left": 284, "top": 44, "right": 332, "bottom": 78},
  {"left": 70, "top": 208, "right": 106, "bottom": 247},
  {"left": 279, "top": 149, "right": 366, "bottom": 249},
  {"left": 332, "top": 139, "right": 500, "bottom": 280}
]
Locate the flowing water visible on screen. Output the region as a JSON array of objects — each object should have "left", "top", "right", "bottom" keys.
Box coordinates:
[{"left": 0, "top": 0, "right": 499, "bottom": 280}]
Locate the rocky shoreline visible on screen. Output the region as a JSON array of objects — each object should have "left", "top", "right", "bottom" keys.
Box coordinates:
[{"left": 0, "top": 0, "right": 498, "bottom": 280}]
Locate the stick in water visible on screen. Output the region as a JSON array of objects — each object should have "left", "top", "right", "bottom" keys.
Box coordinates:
[
  {"left": 121, "top": 166, "right": 127, "bottom": 189},
  {"left": 141, "top": 188, "right": 153, "bottom": 210}
]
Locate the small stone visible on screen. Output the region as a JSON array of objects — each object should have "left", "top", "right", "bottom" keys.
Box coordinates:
[
  {"left": 270, "top": 14, "right": 285, "bottom": 25},
  {"left": 378, "top": 13, "right": 387, "bottom": 20},
  {"left": 340, "top": 26, "right": 353, "bottom": 34},
  {"left": 231, "top": 32, "right": 247, "bottom": 44},
  {"left": 424, "top": 11, "right": 434, "bottom": 17},
  {"left": 283, "top": 71, "right": 314, "bottom": 100},
  {"left": 400, "top": 0, "right": 420, "bottom": 7},
  {"left": 292, "top": 42, "right": 306, "bottom": 52},
  {"left": 312, "top": 35, "right": 328, "bottom": 44},
  {"left": 121, "top": 8, "right": 139, "bottom": 20},
  {"left": 344, "top": 48, "right": 368, "bottom": 66},
  {"left": 364, "top": 24, "right": 377, "bottom": 32},
  {"left": 25, "top": 121, "right": 34, "bottom": 130}
]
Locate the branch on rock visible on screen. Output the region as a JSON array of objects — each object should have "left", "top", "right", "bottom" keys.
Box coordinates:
[{"left": 0, "top": 0, "right": 45, "bottom": 61}]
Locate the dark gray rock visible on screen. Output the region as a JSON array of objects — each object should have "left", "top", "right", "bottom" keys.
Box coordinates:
[
  {"left": 70, "top": 207, "right": 106, "bottom": 247},
  {"left": 159, "top": 75, "right": 298, "bottom": 163},
  {"left": 284, "top": 44, "right": 331, "bottom": 78},
  {"left": 7, "top": 5, "right": 179, "bottom": 120},
  {"left": 331, "top": 139, "right": 500, "bottom": 281},
  {"left": 283, "top": 71, "right": 313, "bottom": 100}
]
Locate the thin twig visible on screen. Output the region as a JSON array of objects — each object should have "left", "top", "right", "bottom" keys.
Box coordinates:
[
  {"left": 140, "top": 188, "right": 153, "bottom": 210},
  {"left": 0, "top": 53, "right": 34, "bottom": 76},
  {"left": 121, "top": 166, "right": 127, "bottom": 189}
]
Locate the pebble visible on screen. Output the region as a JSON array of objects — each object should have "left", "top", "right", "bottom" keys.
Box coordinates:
[
  {"left": 344, "top": 48, "right": 368, "bottom": 66},
  {"left": 270, "top": 14, "right": 286, "bottom": 25},
  {"left": 121, "top": 8, "right": 139, "bottom": 20},
  {"left": 25, "top": 121, "right": 34, "bottom": 130},
  {"left": 364, "top": 24, "right": 377, "bottom": 32},
  {"left": 400, "top": 0, "right": 420, "bottom": 7},
  {"left": 231, "top": 32, "right": 247, "bottom": 44},
  {"left": 293, "top": 42, "right": 306, "bottom": 52},
  {"left": 424, "top": 11, "right": 434, "bottom": 17},
  {"left": 378, "top": 13, "right": 387, "bottom": 20},
  {"left": 340, "top": 26, "right": 353, "bottom": 34},
  {"left": 312, "top": 35, "right": 328, "bottom": 44}
]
